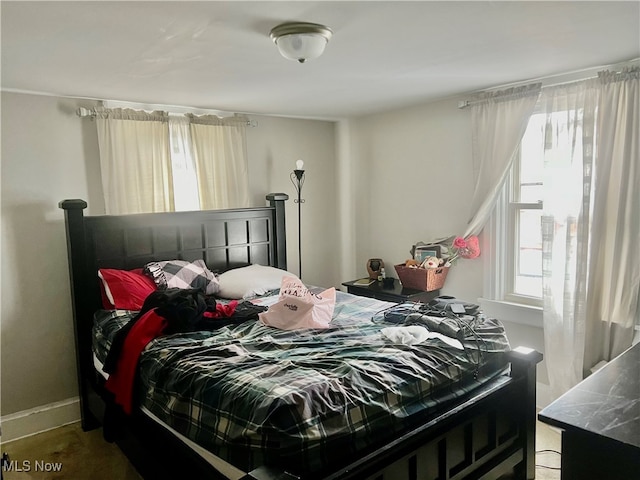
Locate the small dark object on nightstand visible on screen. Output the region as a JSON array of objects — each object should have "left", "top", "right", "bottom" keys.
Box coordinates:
[
  {"left": 382, "top": 277, "right": 395, "bottom": 288},
  {"left": 367, "top": 258, "right": 385, "bottom": 280}
]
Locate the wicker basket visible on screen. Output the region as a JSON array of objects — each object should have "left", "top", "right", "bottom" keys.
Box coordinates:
[{"left": 394, "top": 264, "right": 449, "bottom": 292}]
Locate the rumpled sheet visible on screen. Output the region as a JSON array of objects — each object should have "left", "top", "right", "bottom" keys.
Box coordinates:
[{"left": 381, "top": 325, "right": 464, "bottom": 349}]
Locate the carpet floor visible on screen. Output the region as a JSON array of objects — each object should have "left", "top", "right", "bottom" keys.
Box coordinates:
[
  {"left": 499, "top": 420, "right": 562, "bottom": 480},
  {"left": 1, "top": 420, "right": 561, "bottom": 479},
  {"left": 1, "top": 423, "right": 141, "bottom": 480}
]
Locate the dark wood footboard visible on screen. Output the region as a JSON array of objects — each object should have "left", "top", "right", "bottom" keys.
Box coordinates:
[{"left": 314, "top": 347, "right": 543, "bottom": 480}]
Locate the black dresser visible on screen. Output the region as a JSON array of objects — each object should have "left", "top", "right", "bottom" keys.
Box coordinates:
[{"left": 538, "top": 342, "right": 640, "bottom": 480}]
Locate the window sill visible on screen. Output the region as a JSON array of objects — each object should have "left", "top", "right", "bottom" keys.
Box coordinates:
[{"left": 478, "top": 298, "right": 543, "bottom": 329}]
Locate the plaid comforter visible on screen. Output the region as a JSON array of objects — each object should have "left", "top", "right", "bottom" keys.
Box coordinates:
[{"left": 93, "top": 291, "right": 510, "bottom": 475}]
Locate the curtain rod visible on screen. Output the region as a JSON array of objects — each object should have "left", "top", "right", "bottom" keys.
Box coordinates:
[
  {"left": 458, "top": 57, "right": 640, "bottom": 109},
  {"left": 76, "top": 107, "right": 257, "bottom": 127}
]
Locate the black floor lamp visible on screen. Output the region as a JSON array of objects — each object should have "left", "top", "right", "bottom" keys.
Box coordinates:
[{"left": 290, "top": 159, "right": 305, "bottom": 278}]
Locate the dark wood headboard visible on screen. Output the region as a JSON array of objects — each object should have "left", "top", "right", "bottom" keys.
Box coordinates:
[{"left": 59, "top": 193, "right": 288, "bottom": 429}]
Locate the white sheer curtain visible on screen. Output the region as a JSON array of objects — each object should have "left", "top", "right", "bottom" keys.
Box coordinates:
[
  {"left": 464, "top": 84, "right": 541, "bottom": 237},
  {"left": 95, "top": 108, "right": 174, "bottom": 214},
  {"left": 188, "top": 115, "right": 250, "bottom": 210},
  {"left": 583, "top": 68, "right": 639, "bottom": 372},
  {"left": 542, "top": 67, "right": 639, "bottom": 398},
  {"left": 540, "top": 79, "right": 599, "bottom": 397}
]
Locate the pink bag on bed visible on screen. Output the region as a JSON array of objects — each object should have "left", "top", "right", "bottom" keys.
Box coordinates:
[{"left": 259, "top": 276, "right": 336, "bottom": 330}]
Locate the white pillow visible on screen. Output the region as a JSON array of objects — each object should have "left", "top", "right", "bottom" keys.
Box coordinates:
[{"left": 217, "top": 264, "right": 296, "bottom": 299}]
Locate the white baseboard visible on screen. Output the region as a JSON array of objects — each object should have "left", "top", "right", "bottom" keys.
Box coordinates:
[{"left": 1, "top": 397, "right": 80, "bottom": 443}]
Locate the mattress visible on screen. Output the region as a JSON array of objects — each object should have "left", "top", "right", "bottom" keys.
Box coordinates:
[
  {"left": 92, "top": 354, "right": 246, "bottom": 480},
  {"left": 93, "top": 291, "right": 510, "bottom": 475}
]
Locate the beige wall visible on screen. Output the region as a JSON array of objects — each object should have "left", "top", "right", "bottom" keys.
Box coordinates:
[
  {"left": 246, "top": 115, "right": 339, "bottom": 289},
  {"left": 0, "top": 91, "right": 337, "bottom": 415},
  {"left": 347, "top": 97, "right": 483, "bottom": 301},
  {"left": 1, "top": 93, "right": 98, "bottom": 416}
]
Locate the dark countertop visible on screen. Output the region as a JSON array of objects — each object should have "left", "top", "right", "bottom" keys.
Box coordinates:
[{"left": 538, "top": 342, "right": 640, "bottom": 449}]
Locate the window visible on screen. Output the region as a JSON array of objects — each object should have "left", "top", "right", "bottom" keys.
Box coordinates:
[
  {"left": 486, "top": 108, "right": 587, "bottom": 311},
  {"left": 507, "top": 113, "right": 545, "bottom": 303},
  {"left": 168, "top": 117, "right": 201, "bottom": 211},
  {"left": 95, "top": 106, "right": 250, "bottom": 215}
]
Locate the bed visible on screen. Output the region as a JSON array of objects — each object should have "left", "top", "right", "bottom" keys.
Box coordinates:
[{"left": 59, "top": 193, "right": 543, "bottom": 480}]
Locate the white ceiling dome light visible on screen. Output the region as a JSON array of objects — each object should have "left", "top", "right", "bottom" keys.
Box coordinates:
[{"left": 269, "top": 22, "right": 333, "bottom": 64}]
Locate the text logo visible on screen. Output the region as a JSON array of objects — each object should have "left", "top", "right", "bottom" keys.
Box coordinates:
[{"left": 2, "top": 460, "right": 63, "bottom": 472}]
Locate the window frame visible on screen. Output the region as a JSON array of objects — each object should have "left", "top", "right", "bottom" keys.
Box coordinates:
[
  {"left": 480, "top": 123, "right": 544, "bottom": 327},
  {"left": 505, "top": 151, "right": 543, "bottom": 307}
]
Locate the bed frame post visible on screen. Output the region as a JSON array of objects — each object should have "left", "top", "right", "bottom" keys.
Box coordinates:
[
  {"left": 507, "top": 347, "right": 543, "bottom": 479},
  {"left": 59, "top": 199, "right": 100, "bottom": 431},
  {"left": 266, "top": 193, "right": 288, "bottom": 270}
]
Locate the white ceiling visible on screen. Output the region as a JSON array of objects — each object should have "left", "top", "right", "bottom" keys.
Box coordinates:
[{"left": 2, "top": 1, "right": 639, "bottom": 120}]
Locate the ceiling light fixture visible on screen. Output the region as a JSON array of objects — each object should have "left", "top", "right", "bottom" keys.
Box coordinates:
[{"left": 270, "top": 22, "right": 333, "bottom": 63}]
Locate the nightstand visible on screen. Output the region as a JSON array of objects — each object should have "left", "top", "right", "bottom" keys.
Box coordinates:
[{"left": 342, "top": 279, "right": 440, "bottom": 303}]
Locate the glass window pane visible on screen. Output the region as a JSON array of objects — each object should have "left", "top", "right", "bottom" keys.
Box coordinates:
[
  {"left": 515, "top": 209, "right": 542, "bottom": 297},
  {"left": 542, "top": 110, "right": 585, "bottom": 218},
  {"left": 518, "top": 113, "right": 545, "bottom": 203},
  {"left": 520, "top": 184, "right": 543, "bottom": 203},
  {"left": 169, "top": 118, "right": 200, "bottom": 212}
]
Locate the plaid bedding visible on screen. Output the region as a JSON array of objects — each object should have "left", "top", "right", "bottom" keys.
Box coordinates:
[
  {"left": 93, "top": 291, "right": 510, "bottom": 475},
  {"left": 144, "top": 259, "right": 219, "bottom": 294}
]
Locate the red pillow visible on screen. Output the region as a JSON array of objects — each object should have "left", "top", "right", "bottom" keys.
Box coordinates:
[{"left": 98, "top": 268, "right": 157, "bottom": 310}]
